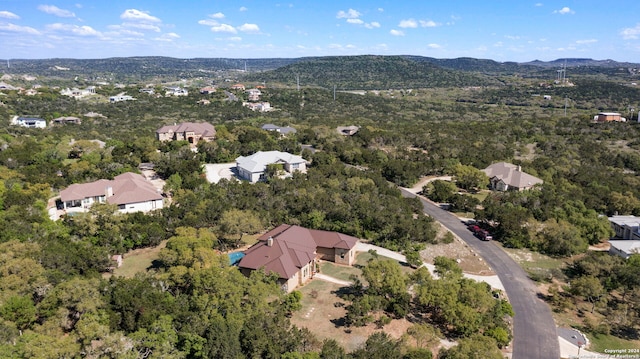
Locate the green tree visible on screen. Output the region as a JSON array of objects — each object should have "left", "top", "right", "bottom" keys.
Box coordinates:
[
  {"left": 569, "top": 276, "right": 605, "bottom": 313},
  {"left": 437, "top": 335, "right": 503, "bottom": 359},
  {"left": 453, "top": 164, "right": 488, "bottom": 191}
]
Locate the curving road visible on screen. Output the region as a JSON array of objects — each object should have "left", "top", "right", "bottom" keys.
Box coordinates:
[{"left": 400, "top": 188, "right": 560, "bottom": 359}]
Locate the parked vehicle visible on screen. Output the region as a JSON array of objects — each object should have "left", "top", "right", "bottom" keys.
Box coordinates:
[{"left": 468, "top": 223, "right": 492, "bottom": 241}]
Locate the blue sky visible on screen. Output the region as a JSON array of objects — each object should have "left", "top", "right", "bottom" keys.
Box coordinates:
[{"left": 1, "top": 1, "right": 639, "bottom": 62}]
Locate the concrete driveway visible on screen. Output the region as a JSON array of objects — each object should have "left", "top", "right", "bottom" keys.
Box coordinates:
[{"left": 204, "top": 163, "right": 237, "bottom": 183}]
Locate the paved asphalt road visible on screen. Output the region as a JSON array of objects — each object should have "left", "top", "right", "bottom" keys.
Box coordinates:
[{"left": 400, "top": 189, "right": 560, "bottom": 359}]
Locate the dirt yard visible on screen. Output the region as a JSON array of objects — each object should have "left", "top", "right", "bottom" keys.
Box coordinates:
[
  {"left": 291, "top": 278, "right": 414, "bottom": 353},
  {"left": 422, "top": 223, "right": 495, "bottom": 275}
]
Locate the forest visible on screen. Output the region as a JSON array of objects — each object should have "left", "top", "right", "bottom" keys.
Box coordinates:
[{"left": 1, "top": 55, "right": 640, "bottom": 357}]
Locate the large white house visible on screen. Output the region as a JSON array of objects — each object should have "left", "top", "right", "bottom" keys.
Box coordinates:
[
  {"left": 11, "top": 116, "right": 46, "bottom": 128},
  {"left": 235, "top": 151, "right": 307, "bottom": 183},
  {"left": 58, "top": 172, "right": 163, "bottom": 214}
]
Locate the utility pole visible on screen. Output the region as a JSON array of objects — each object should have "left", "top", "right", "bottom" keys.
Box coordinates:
[
  {"left": 296, "top": 74, "right": 300, "bottom": 91},
  {"left": 333, "top": 85, "right": 336, "bottom": 101},
  {"left": 564, "top": 97, "right": 568, "bottom": 116}
]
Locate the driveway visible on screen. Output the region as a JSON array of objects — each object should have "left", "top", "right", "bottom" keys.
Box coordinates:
[
  {"left": 355, "top": 242, "right": 504, "bottom": 290},
  {"left": 400, "top": 188, "right": 560, "bottom": 359},
  {"left": 204, "top": 163, "right": 236, "bottom": 183}
]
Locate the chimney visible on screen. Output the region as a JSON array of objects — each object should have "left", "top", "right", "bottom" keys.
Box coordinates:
[
  {"left": 105, "top": 186, "right": 113, "bottom": 197},
  {"left": 517, "top": 165, "right": 522, "bottom": 172},
  {"left": 267, "top": 236, "right": 273, "bottom": 247}
]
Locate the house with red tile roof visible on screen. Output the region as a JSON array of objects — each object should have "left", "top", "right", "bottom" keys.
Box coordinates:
[
  {"left": 58, "top": 172, "right": 163, "bottom": 215},
  {"left": 156, "top": 122, "right": 216, "bottom": 146},
  {"left": 238, "top": 224, "right": 359, "bottom": 292}
]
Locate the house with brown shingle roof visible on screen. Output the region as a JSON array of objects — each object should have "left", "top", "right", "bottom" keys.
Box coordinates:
[
  {"left": 58, "top": 172, "right": 163, "bottom": 215},
  {"left": 156, "top": 122, "right": 216, "bottom": 146},
  {"left": 482, "top": 162, "right": 543, "bottom": 191},
  {"left": 238, "top": 224, "right": 359, "bottom": 292}
]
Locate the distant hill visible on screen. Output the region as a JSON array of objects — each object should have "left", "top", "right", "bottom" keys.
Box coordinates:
[
  {"left": 241, "top": 55, "right": 502, "bottom": 90},
  {"left": 0, "top": 55, "right": 637, "bottom": 86}
]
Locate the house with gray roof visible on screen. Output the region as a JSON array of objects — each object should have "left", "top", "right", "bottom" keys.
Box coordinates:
[
  {"left": 609, "top": 215, "right": 640, "bottom": 240},
  {"left": 58, "top": 172, "right": 163, "bottom": 215},
  {"left": 261, "top": 124, "right": 297, "bottom": 135},
  {"left": 482, "top": 162, "right": 543, "bottom": 191},
  {"left": 11, "top": 116, "right": 46, "bottom": 128},
  {"left": 156, "top": 122, "right": 216, "bottom": 146},
  {"left": 238, "top": 224, "right": 359, "bottom": 292},
  {"left": 235, "top": 150, "right": 306, "bottom": 183}
]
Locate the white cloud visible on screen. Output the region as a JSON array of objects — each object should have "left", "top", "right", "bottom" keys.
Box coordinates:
[
  {"left": 337, "top": 9, "right": 361, "bottom": 19},
  {"left": 120, "top": 9, "right": 161, "bottom": 22},
  {"left": 535, "top": 3, "right": 543, "bottom": 6},
  {"left": 198, "top": 19, "right": 218, "bottom": 26},
  {"left": 238, "top": 23, "right": 260, "bottom": 33},
  {"left": 621, "top": 24, "right": 640, "bottom": 40},
  {"left": 399, "top": 19, "right": 418, "bottom": 28},
  {"left": 155, "top": 32, "right": 180, "bottom": 41},
  {"left": 210, "top": 12, "right": 225, "bottom": 19},
  {"left": 365, "top": 22, "right": 380, "bottom": 29},
  {"left": 390, "top": 29, "right": 404, "bottom": 36},
  {"left": 0, "top": 22, "right": 41, "bottom": 35},
  {"left": 554, "top": 7, "right": 574, "bottom": 15},
  {"left": 0, "top": 11, "right": 20, "bottom": 19},
  {"left": 228, "top": 36, "right": 242, "bottom": 41},
  {"left": 505, "top": 35, "right": 520, "bottom": 40},
  {"left": 123, "top": 23, "right": 161, "bottom": 32},
  {"left": 47, "top": 23, "right": 101, "bottom": 36},
  {"left": 576, "top": 39, "right": 597, "bottom": 44},
  {"left": 347, "top": 18, "right": 363, "bottom": 25},
  {"left": 378, "top": 8, "right": 384, "bottom": 12},
  {"left": 420, "top": 20, "right": 438, "bottom": 27},
  {"left": 494, "top": 41, "right": 504, "bottom": 47},
  {"left": 211, "top": 24, "right": 237, "bottom": 33},
  {"left": 428, "top": 43, "right": 441, "bottom": 49},
  {"left": 239, "top": 6, "right": 248, "bottom": 12},
  {"left": 38, "top": 5, "right": 75, "bottom": 18}
]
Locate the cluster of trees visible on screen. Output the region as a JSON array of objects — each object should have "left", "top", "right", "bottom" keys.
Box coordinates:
[
  {"left": 547, "top": 252, "right": 640, "bottom": 339},
  {"left": 338, "top": 255, "right": 510, "bottom": 358}
]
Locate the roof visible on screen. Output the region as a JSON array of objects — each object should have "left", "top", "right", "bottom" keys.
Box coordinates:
[
  {"left": 598, "top": 112, "right": 621, "bottom": 116},
  {"left": 609, "top": 240, "right": 640, "bottom": 255},
  {"left": 261, "top": 124, "right": 297, "bottom": 134},
  {"left": 238, "top": 224, "right": 359, "bottom": 280},
  {"left": 59, "top": 172, "right": 162, "bottom": 205},
  {"left": 482, "top": 162, "right": 543, "bottom": 189},
  {"left": 156, "top": 122, "right": 216, "bottom": 137},
  {"left": 235, "top": 151, "right": 305, "bottom": 173},
  {"left": 609, "top": 215, "right": 640, "bottom": 227}
]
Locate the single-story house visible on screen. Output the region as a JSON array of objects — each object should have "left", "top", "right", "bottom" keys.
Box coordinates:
[
  {"left": 51, "top": 116, "right": 81, "bottom": 125},
  {"left": 238, "top": 224, "right": 359, "bottom": 292},
  {"left": 58, "top": 172, "right": 163, "bottom": 214},
  {"left": 156, "top": 122, "right": 216, "bottom": 146},
  {"left": 482, "top": 162, "right": 543, "bottom": 191},
  {"left": 261, "top": 124, "right": 297, "bottom": 135},
  {"left": 337, "top": 125, "right": 359, "bottom": 136},
  {"left": 11, "top": 116, "right": 46, "bottom": 128},
  {"left": 247, "top": 88, "right": 262, "bottom": 101},
  {"left": 109, "top": 93, "right": 135, "bottom": 103},
  {"left": 199, "top": 86, "right": 217, "bottom": 94},
  {"left": 594, "top": 112, "right": 625, "bottom": 122},
  {"left": 608, "top": 215, "right": 640, "bottom": 240},
  {"left": 609, "top": 240, "right": 640, "bottom": 259},
  {"left": 243, "top": 101, "right": 272, "bottom": 112},
  {"left": 235, "top": 150, "right": 307, "bottom": 183}
]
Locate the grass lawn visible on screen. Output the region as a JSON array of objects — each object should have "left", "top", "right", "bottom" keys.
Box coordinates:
[
  {"left": 501, "top": 246, "right": 566, "bottom": 282},
  {"left": 319, "top": 261, "right": 361, "bottom": 282},
  {"left": 109, "top": 240, "right": 167, "bottom": 278},
  {"left": 589, "top": 333, "right": 640, "bottom": 352}
]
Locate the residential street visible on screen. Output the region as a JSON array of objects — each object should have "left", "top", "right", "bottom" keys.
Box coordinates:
[{"left": 400, "top": 188, "right": 560, "bottom": 359}]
